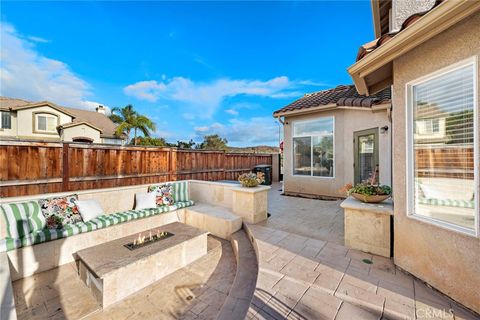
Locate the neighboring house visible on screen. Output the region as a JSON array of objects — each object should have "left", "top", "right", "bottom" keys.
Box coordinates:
[
  {"left": 273, "top": 85, "right": 391, "bottom": 198},
  {"left": 349, "top": 0, "right": 479, "bottom": 314},
  {"left": 0, "top": 97, "right": 125, "bottom": 144}
]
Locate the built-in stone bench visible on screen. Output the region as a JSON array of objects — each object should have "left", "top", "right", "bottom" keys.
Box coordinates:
[
  {"left": 216, "top": 229, "right": 258, "bottom": 320},
  {"left": 185, "top": 203, "right": 242, "bottom": 239},
  {"left": 340, "top": 196, "right": 393, "bottom": 258}
]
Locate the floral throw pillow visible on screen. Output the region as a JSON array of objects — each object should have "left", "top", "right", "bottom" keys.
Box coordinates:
[
  {"left": 38, "top": 194, "right": 83, "bottom": 229},
  {"left": 148, "top": 184, "right": 175, "bottom": 206}
]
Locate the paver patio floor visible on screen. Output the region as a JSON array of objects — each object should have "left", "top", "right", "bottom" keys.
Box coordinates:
[
  {"left": 13, "top": 236, "right": 236, "bottom": 320},
  {"left": 10, "top": 184, "right": 480, "bottom": 320},
  {"left": 260, "top": 183, "right": 344, "bottom": 245},
  {"left": 245, "top": 211, "right": 479, "bottom": 320}
]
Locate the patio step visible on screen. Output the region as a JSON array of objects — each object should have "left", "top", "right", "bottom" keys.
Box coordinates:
[
  {"left": 185, "top": 203, "right": 242, "bottom": 239},
  {"left": 216, "top": 230, "right": 259, "bottom": 320}
]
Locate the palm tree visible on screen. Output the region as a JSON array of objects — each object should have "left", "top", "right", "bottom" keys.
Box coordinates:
[{"left": 109, "top": 105, "right": 156, "bottom": 145}]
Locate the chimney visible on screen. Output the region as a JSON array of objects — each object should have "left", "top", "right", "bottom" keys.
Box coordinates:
[{"left": 96, "top": 105, "right": 106, "bottom": 114}]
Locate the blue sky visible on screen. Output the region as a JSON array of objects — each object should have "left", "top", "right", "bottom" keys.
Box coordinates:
[{"left": 1, "top": 1, "right": 374, "bottom": 146}]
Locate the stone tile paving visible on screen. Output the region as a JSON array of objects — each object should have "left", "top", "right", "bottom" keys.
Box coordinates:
[
  {"left": 12, "top": 235, "right": 236, "bottom": 320},
  {"left": 245, "top": 223, "right": 479, "bottom": 320},
  {"left": 260, "top": 183, "right": 344, "bottom": 245}
]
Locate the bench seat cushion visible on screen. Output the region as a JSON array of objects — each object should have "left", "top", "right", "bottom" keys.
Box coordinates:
[
  {"left": 0, "top": 200, "right": 195, "bottom": 252},
  {"left": 418, "top": 197, "right": 474, "bottom": 209}
]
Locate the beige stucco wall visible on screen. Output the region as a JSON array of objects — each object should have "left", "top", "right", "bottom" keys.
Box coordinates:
[
  {"left": 283, "top": 108, "right": 391, "bottom": 198},
  {"left": 390, "top": 0, "right": 435, "bottom": 32},
  {"left": 0, "top": 112, "right": 17, "bottom": 138},
  {"left": 61, "top": 124, "right": 101, "bottom": 143},
  {"left": 16, "top": 106, "right": 72, "bottom": 139},
  {"left": 392, "top": 12, "right": 480, "bottom": 313}
]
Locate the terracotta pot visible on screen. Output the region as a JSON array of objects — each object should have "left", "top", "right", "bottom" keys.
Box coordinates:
[{"left": 351, "top": 193, "right": 390, "bottom": 203}]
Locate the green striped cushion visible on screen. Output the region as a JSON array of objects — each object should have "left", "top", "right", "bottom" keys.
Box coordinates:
[
  {"left": 173, "top": 181, "right": 189, "bottom": 202},
  {"left": 176, "top": 200, "right": 195, "bottom": 208},
  {"left": 418, "top": 198, "right": 475, "bottom": 209},
  {"left": 0, "top": 200, "right": 196, "bottom": 252},
  {"left": 0, "top": 201, "right": 45, "bottom": 239},
  {"left": 0, "top": 238, "right": 21, "bottom": 252}
]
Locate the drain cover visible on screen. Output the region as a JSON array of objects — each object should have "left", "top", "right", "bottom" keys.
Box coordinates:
[
  {"left": 362, "top": 259, "right": 373, "bottom": 264},
  {"left": 186, "top": 295, "right": 193, "bottom": 301}
]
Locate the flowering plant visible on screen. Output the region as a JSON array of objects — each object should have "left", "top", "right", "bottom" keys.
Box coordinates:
[
  {"left": 238, "top": 172, "right": 265, "bottom": 187},
  {"left": 341, "top": 182, "right": 391, "bottom": 196}
]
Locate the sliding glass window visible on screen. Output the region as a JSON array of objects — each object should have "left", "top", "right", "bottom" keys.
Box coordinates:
[{"left": 293, "top": 117, "right": 334, "bottom": 177}]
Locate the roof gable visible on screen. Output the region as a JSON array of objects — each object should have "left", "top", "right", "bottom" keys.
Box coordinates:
[{"left": 11, "top": 101, "right": 77, "bottom": 117}]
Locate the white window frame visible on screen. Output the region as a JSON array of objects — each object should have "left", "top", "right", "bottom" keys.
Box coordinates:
[
  {"left": 292, "top": 116, "right": 335, "bottom": 179},
  {"left": 35, "top": 113, "right": 58, "bottom": 133},
  {"left": 405, "top": 56, "right": 479, "bottom": 237}
]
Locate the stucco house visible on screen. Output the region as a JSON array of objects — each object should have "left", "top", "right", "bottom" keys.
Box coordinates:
[
  {"left": 273, "top": 85, "right": 391, "bottom": 198},
  {"left": 0, "top": 97, "right": 125, "bottom": 144},
  {"left": 348, "top": 0, "right": 480, "bottom": 314}
]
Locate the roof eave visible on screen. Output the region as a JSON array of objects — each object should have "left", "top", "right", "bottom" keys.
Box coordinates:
[
  {"left": 273, "top": 104, "right": 339, "bottom": 118},
  {"left": 348, "top": 0, "right": 480, "bottom": 95},
  {"left": 12, "top": 101, "right": 77, "bottom": 118},
  {"left": 371, "top": 0, "right": 382, "bottom": 39},
  {"left": 58, "top": 121, "right": 103, "bottom": 133}
]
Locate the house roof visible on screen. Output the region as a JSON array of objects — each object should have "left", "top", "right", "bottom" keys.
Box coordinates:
[
  {"left": 57, "top": 106, "right": 119, "bottom": 138},
  {"left": 273, "top": 85, "right": 391, "bottom": 117},
  {"left": 58, "top": 121, "right": 103, "bottom": 133},
  {"left": 348, "top": 0, "right": 479, "bottom": 96},
  {"left": 0, "top": 96, "right": 121, "bottom": 139},
  {"left": 356, "top": 0, "right": 444, "bottom": 62}
]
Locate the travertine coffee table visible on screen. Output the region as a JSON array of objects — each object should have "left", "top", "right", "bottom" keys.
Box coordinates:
[{"left": 76, "top": 222, "right": 208, "bottom": 308}]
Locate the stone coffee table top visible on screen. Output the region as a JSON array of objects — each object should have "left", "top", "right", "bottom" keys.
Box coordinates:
[{"left": 76, "top": 222, "right": 207, "bottom": 278}]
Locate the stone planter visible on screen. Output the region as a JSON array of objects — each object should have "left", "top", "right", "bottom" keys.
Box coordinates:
[
  {"left": 341, "top": 196, "right": 393, "bottom": 257},
  {"left": 351, "top": 193, "right": 390, "bottom": 203}
]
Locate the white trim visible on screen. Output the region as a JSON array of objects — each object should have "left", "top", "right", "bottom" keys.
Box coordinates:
[
  {"left": 405, "top": 56, "right": 479, "bottom": 237},
  {"left": 292, "top": 116, "right": 335, "bottom": 179}
]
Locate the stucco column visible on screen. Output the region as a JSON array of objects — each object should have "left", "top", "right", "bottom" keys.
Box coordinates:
[
  {"left": 341, "top": 197, "right": 393, "bottom": 258},
  {"left": 231, "top": 185, "right": 270, "bottom": 224}
]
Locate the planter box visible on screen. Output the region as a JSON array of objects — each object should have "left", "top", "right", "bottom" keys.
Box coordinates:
[{"left": 340, "top": 196, "right": 393, "bottom": 257}]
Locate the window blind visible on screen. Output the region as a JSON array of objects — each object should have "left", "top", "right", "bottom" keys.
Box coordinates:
[{"left": 412, "top": 63, "right": 476, "bottom": 232}]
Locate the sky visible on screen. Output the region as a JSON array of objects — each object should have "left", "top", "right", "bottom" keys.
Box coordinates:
[{"left": 0, "top": 1, "right": 374, "bottom": 147}]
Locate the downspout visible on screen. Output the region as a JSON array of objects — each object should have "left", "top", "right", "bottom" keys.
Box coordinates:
[{"left": 275, "top": 115, "right": 285, "bottom": 191}]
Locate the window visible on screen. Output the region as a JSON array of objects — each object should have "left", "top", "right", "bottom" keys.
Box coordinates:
[
  {"left": 0, "top": 111, "right": 11, "bottom": 129},
  {"left": 407, "top": 58, "right": 478, "bottom": 235},
  {"left": 35, "top": 113, "right": 58, "bottom": 133},
  {"left": 293, "top": 117, "right": 334, "bottom": 177}
]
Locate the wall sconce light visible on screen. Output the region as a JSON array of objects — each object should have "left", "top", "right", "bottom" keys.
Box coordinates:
[{"left": 380, "top": 125, "right": 389, "bottom": 133}]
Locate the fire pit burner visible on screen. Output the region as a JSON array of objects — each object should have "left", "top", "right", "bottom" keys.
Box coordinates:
[{"left": 124, "top": 231, "right": 174, "bottom": 250}]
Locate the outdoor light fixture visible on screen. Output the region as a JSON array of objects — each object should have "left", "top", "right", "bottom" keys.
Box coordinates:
[{"left": 381, "top": 125, "right": 389, "bottom": 133}]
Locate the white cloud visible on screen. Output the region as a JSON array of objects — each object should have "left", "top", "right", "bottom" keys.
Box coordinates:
[
  {"left": 194, "top": 117, "right": 280, "bottom": 146},
  {"left": 123, "top": 80, "right": 166, "bottom": 102},
  {"left": 0, "top": 22, "right": 105, "bottom": 111},
  {"left": 225, "top": 108, "right": 239, "bottom": 116},
  {"left": 27, "top": 36, "right": 50, "bottom": 43},
  {"left": 123, "top": 75, "right": 301, "bottom": 119}
]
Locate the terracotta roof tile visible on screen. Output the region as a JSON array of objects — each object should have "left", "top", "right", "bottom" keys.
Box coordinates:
[
  {"left": 273, "top": 85, "right": 391, "bottom": 116},
  {"left": 356, "top": 0, "right": 445, "bottom": 62}
]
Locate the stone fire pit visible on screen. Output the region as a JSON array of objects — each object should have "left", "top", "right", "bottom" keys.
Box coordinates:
[{"left": 76, "top": 222, "right": 208, "bottom": 308}]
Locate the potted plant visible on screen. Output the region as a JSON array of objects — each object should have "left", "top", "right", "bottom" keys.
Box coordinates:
[
  {"left": 339, "top": 165, "right": 391, "bottom": 203},
  {"left": 341, "top": 182, "right": 392, "bottom": 203},
  {"left": 238, "top": 172, "right": 265, "bottom": 188}
]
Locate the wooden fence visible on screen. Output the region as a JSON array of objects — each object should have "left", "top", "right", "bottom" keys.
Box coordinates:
[
  {"left": 415, "top": 145, "right": 474, "bottom": 179},
  {"left": 0, "top": 141, "right": 274, "bottom": 197}
]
